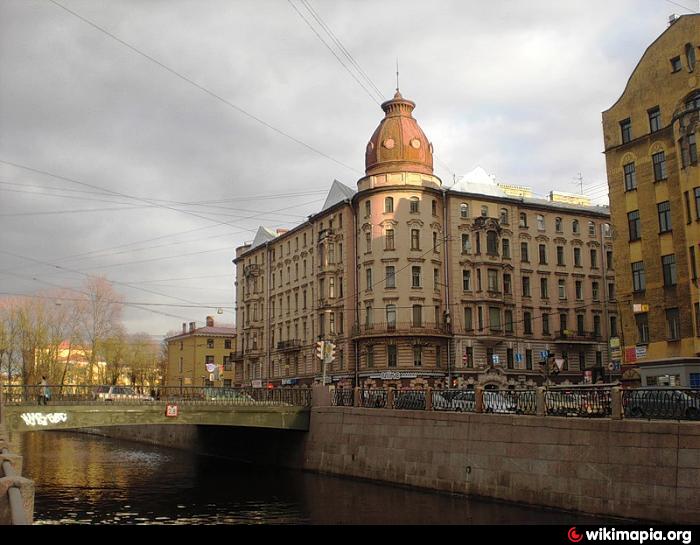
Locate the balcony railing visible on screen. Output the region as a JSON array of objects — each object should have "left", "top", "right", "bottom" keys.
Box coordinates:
[
  {"left": 277, "top": 339, "right": 302, "bottom": 351},
  {"left": 555, "top": 331, "right": 601, "bottom": 342},
  {"left": 353, "top": 321, "right": 449, "bottom": 337}
]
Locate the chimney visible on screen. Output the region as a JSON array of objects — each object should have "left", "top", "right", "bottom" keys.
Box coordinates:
[
  {"left": 206, "top": 316, "right": 214, "bottom": 327},
  {"left": 669, "top": 13, "right": 678, "bottom": 25},
  {"left": 182, "top": 322, "right": 187, "bottom": 334},
  {"left": 189, "top": 321, "right": 196, "bottom": 332}
]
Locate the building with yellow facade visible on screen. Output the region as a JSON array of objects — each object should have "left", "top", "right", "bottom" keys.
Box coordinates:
[
  {"left": 602, "top": 14, "right": 700, "bottom": 387},
  {"left": 234, "top": 89, "right": 617, "bottom": 390},
  {"left": 165, "top": 316, "right": 237, "bottom": 388}
]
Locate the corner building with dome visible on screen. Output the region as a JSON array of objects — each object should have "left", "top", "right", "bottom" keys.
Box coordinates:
[{"left": 232, "top": 92, "right": 617, "bottom": 390}]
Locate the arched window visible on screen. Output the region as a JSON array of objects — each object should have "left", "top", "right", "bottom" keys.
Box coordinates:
[
  {"left": 460, "top": 203, "right": 469, "bottom": 219},
  {"left": 410, "top": 197, "right": 419, "bottom": 213},
  {"left": 536, "top": 214, "right": 545, "bottom": 231},
  {"left": 499, "top": 208, "right": 509, "bottom": 224},
  {"left": 572, "top": 219, "right": 580, "bottom": 234},
  {"left": 384, "top": 196, "right": 394, "bottom": 213},
  {"left": 519, "top": 212, "right": 528, "bottom": 228},
  {"left": 588, "top": 221, "right": 596, "bottom": 237},
  {"left": 686, "top": 43, "right": 696, "bottom": 72},
  {"left": 555, "top": 217, "right": 562, "bottom": 232}
]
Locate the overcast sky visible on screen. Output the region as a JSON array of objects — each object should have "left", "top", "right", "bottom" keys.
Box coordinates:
[{"left": 0, "top": 0, "right": 695, "bottom": 338}]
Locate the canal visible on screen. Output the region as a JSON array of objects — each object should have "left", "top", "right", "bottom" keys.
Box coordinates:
[{"left": 15, "top": 430, "right": 620, "bottom": 525}]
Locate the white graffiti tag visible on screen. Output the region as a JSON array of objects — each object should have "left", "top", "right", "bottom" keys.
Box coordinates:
[{"left": 20, "top": 412, "right": 68, "bottom": 427}]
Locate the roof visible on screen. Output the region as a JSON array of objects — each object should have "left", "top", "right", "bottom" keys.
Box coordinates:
[
  {"left": 250, "top": 225, "right": 279, "bottom": 250},
  {"left": 321, "top": 179, "right": 356, "bottom": 212},
  {"left": 166, "top": 325, "right": 236, "bottom": 342}
]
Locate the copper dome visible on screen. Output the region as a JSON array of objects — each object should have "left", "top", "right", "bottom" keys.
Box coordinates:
[{"left": 364, "top": 91, "right": 434, "bottom": 177}]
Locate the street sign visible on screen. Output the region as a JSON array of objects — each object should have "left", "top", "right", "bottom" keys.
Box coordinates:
[
  {"left": 609, "top": 337, "right": 621, "bottom": 349},
  {"left": 635, "top": 346, "right": 647, "bottom": 359},
  {"left": 540, "top": 351, "right": 549, "bottom": 360},
  {"left": 165, "top": 404, "right": 179, "bottom": 418},
  {"left": 492, "top": 355, "right": 499, "bottom": 364},
  {"left": 515, "top": 353, "right": 523, "bottom": 363},
  {"left": 633, "top": 304, "right": 649, "bottom": 313}
]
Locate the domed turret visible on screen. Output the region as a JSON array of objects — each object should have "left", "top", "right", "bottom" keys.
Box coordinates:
[{"left": 364, "top": 91, "right": 433, "bottom": 177}]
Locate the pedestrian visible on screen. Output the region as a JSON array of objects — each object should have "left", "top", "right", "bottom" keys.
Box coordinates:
[{"left": 39, "top": 376, "right": 50, "bottom": 406}]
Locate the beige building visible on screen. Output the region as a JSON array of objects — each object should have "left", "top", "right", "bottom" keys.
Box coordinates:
[
  {"left": 234, "top": 91, "right": 616, "bottom": 389},
  {"left": 165, "top": 316, "right": 236, "bottom": 388},
  {"left": 602, "top": 14, "right": 700, "bottom": 386}
]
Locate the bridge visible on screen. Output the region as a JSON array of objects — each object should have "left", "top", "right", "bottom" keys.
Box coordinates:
[{"left": 1, "top": 385, "right": 312, "bottom": 434}]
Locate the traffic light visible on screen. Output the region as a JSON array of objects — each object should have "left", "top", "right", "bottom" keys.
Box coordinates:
[
  {"left": 315, "top": 340, "right": 325, "bottom": 360},
  {"left": 325, "top": 342, "right": 337, "bottom": 364}
]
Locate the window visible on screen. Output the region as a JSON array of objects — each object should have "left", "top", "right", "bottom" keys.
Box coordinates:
[
  {"left": 610, "top": 316, "right": 618, "bottom": 338},
  {"left": 590, "top": 248, "right": 598, "bottom": 268},
  {"left": 574, "top": 247, "right": 581, "bottom": 267},
  {"left": 412, "top": 305, "right": 423, "bottom": 327},
  {"left": 588, "top": 221, "right": 595, "bottom": 237},
  {"left": 526, "top": 349, "right": 533, "bottom": 370},
  {"left": 662, "top": 254, "right": 677, "bottom": 286},
  {"left": 540, "top": 277, "right": 548, "bottom": 298},
  {"left": 522, "top": 276, "right": 531, "bottom": 297},
  {"left": 691, "top": 246, "right": 698, "bottom": 281},
  {"left": 411, "top": 229, "right": 420, "bottom": 250},
  {"left": 691, "top": 372, "right": 700, "bottom": 388},
  {"left": 386, "top": 266, "right": 396, "bottom": 288},
  {"left": 667, "top": 308, "right": 680, "bottom": 341},
  {"left": 521, "top": 242, "right": 529, "bottom": 262},
  {"left": 542, "top": 313, "right": 550, "bottom": 335},
  {"left": 557, "top": 246, "right": 565, "bottom": 266},
  {"left": 575, "top": 280, "right": 583, "bottom": 300},
  {"left": 365, "top": 200, "right": 371, "bottom": 217},
  {"left": 555, "top": 217, "right": 562, "bottom": 232},
  {"left": 503, "top": 273, "right": 512, "bottom": 295},
  {"left": 366, "top": 345, "right": 374, "bottom": 368},
  {"left": 386, "top": 304, "right": 396, "bottom": 327},
  {"left": 648, "top": 107, "right": 661, "bottom": 133},
  {"left": 632, "top": 261, "right": 645, "bottom": 292},
  {"left": 686, "top": 42, "right": 696, "bottom": 72},
  {"left": 507, "top": 348, "right": 514, "bottom": 369},
  {"left": 606, "top": 250, "right": 613, "bottom": 270},
  {"left": 464, "top": 307, "right": 473, "bottom": 331},
  {"left": 695, "top": 188, "right": 700, "bottom": 220},
  {"left": 413, "top": 346, "right": 422, "bottom": 367},
  {"left": 560, "top": 313, "right": 568, "bottom": 334},
  {"left": 657, "top": 201, "right": 672, "bottom": 233},
  {"left": 683, "top": 133, "right": 698, "bottom": 168},
  {"left": 671, "top": 56, "right": 682, "bottom": 72},
  {"left": 628, "top": 210, "right": 641, "bottom": 241},
  {"left": 576, "top": 314, "right": 585, "bottom": 335},
  {"left": 519, "top": 212, "right": 527, "bottom": 228},
  {"left": 386, "top": 228, "right": 395, "bottom": 250},
  {"left": 592, "top": 281, "right": 599, "bottom": 301},
  {"left": 593, "top": 315, "right": 601, "bottom": 337},
  {"left": 463, "top": 270, "right": 471, "bottom": 291},
  {"left": 384, "top": 196, "right": 393, "bottom": 213},
  {"left": 366, "top": 268, "right": 373, "bottom": 291},
  {"left": 537, "top": 244, "right": 546, "bottom": 264},
  {"left": 636, "top": 313, "right": 649, "bottom": 344},
  {"left": 608, "top": 282, "right": 616, "bottom": 300},
  {"left": 502, "top": 239, "right": 510, "bottom": 258},
  {"left": 696, "top": 303, "right": 700, "bottom": 337},
  {"left": 489, "top": 307, "right": 501, "bottom": 330},
  {"left": 461, "top": 233, "right": 471, "bottom": 253},
  {"left": 207, "top": 338, "right": 214, "bottom": 349},
  {"left": 500, "top": 208, "right": 509, "bottom": 224},
  {"left": 481, "top": 205, "right": 488, "bottom": 217},
  {"left": 505, "top": 310, "right": 513, "bottom": 333},
  {"left": 652, "top": 151, "right": 667, "bottom": 181},
  {"left": 524, "top": 312, "right": 532, "bottom": 334},
  {"left": 410, "top": 197, "right": 419, "bottom": 213},
  {"left": 487, "top": 269, "right": 499, "bottom": 292},
  {"left": 432, "top": 200, "right": 437, "bottom": 216},
  {"left": 434, "top": 268, "right": 440, "bottom": 290},
  {"left": 536, "top": 214, "right": 545, "bottom": 231},
  {"left": 572, "top": 219, "right": 580, "bottom": 234},
  {"left": 224, "top": 339, "right": 231, "bottom": 349},
  {"left": 558, "top": 279, "right": 566, "bottom": 300},
  {"left": 365, "top": 304, "right": 373, "bottom": 328},
  {"left": 433, "top": 231, "right": 439, "bottom": 252},
  {"left": 623, "top": 162, "right": 637, "bottom": 191},
  {"left": 412, "top": 266, "right": 421, "bottom": 288},
  {"left": 460, "top": 203, "right": 469, "bottom": 219},
  {"left": 487, "top": 231, "right": 498, "bottom": 255},
  {"left": 620, "top": 118, "right": 631, "bottom": 144},
  {"left": 388, "top": 344, "right": 397, "bottom": 367}
]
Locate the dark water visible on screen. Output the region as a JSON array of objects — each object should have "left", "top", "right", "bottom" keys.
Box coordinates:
[{"left": 14, "top": 431, "right": 621, "bottom": 525}]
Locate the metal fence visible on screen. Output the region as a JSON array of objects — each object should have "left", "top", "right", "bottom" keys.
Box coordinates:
[
  {"left": 331, "top": 388, "right": 354, "bottom": 407},
  {"left": 622, "top": 388, "right": 700, "bottom": 421},
  {"left": 433, "top": 389, "right": 476, "bottom": 413},
  {"left": 545, "top": 388, "right": 612, "bottom": 418},
  {"left": 359, "top": 389, "right": 388, "bottom": 408},
  {"left": 485, "top": 389, "right": 537, "bottom": 415},
  {"left": 1, "top": 385, "right": 312, "bottom": 408}
]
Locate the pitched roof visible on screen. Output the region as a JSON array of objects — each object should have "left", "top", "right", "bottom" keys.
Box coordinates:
[{"left": 321, "top": 179, "right": 355, "bottom": 212}]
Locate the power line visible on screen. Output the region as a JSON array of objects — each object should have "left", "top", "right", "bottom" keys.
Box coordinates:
[
  {"left": 47, "top": 0, "right": 361, "bottom": 175},
  {"left": 0, "top": 292, "right": 234, "bottom": 310},
  {"left": 664, "top": 0, "right": 698, "bottom": 14}
]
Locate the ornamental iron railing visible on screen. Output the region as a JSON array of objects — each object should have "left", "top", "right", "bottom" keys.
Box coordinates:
[{"left": 622, "top": 388, "right": 700, "bottom": 421}]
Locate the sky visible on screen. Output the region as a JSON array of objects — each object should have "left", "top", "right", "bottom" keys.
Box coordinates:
[{"left": 0, "top": 0, "right": 696, "bottom": 338}]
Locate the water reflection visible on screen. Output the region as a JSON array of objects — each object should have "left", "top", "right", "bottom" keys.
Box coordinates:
[{"left": 16, "top": 431, "right": 620, "bottom": 525}]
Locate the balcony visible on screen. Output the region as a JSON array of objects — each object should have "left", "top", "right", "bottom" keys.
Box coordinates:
[
  {"left": 555, "top": 330, "right": 601, "bottom": 343},
  {"left": 277, "top": 339, "right": 302, "bottom": 351},
  {"left": 352, "top": 321, "right": 450, "bottom": 338}
]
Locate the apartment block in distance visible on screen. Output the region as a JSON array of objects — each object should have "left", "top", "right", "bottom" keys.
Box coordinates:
[
  {"left": 165, "top": 316, "right": 237, "bottom": 388},
  {"left": 602, "top": 14, "right": 700, "bottom": 387},
  {"left": 234, "top": 90, "right": 616, "bottom": 390}
]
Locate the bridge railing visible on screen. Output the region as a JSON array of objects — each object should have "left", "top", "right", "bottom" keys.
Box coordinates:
[{"left": 1, "top": 385, "right": 313, "bottom": 408}]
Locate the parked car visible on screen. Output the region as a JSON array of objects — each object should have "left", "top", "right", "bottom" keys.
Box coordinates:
[
  {"left": 93, "top": 385, "right": 154, "bottom": 402},
  {"left": 624, "top": 388, "right": 700, "bottom": 420}
]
